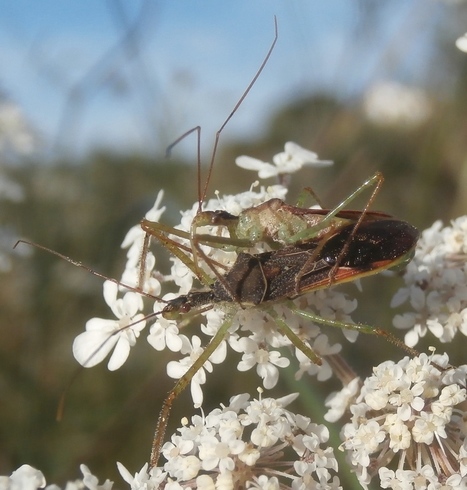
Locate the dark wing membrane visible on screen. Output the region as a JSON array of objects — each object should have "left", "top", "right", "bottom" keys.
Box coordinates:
[{"left": 293, "top": 219, "right": 419, "bottom": 293}]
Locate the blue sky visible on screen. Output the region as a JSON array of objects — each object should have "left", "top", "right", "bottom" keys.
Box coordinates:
[{"left": 0, "top": 0, "right": 458, "bottom": 159}]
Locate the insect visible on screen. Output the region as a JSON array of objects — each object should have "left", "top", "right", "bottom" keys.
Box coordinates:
[{"left": 148, "top": 217, "right": 420, "bottom": 467}]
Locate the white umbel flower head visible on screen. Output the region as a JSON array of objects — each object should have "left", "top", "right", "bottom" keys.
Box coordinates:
[
  {"left": 392, "top": 216, "right": 467, "bottom": 346},
  {"left": 341, "top": 353, "right": 467, "bottom": 489},
  {"left": 150, "top": 393, "right": 342, "bottom": 489}
]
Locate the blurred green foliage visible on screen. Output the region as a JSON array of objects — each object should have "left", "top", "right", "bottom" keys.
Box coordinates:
[{"left": 1, "top": 85, "right": 467, "bottom": 487}]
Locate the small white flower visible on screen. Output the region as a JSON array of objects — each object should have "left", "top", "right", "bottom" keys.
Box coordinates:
[
  {"left": 117, "top": 462, "right": 166, "bottom": 489},
  {"left": 379, "top": 467, "right": 417, "bottom": 489},
  {"left": 162, "top": 435, "right": 194, "bottom": 461},
  {"left": 248, "top": 475, "right": 280, "bottom": 489},
  {"left": 236, "top": 337, "right": 290, "bottom": 389},
  {"left": 79, "top": 464, "right": 113, "bottom": 490},
  {"left": 324, "top": 377, "right": 361, "bottom": 422},
  {"left": 385, "top": 414, "right": 412, "bottom": 451},
  {"left": 147, "top": 305, "right": 183, "bottom": 353},
  {"left": 294, "top": 333, "right": 341, "bottom": 382},
  {"left": 236, "top": 142, "right": 332, "bottom": 179},
  {"left": 166, "top": 335, "right": 227, "bottom": 405},
  {"left": 198, "top": 434, "right": 239, "bottom": 472},
  {"left": 73, "top": 281, "right": 146, "bottom": 370}
]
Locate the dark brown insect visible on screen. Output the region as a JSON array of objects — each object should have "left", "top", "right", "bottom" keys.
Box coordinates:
[{"left": 150, "top": 217, "right": 419, "bottom": 467}]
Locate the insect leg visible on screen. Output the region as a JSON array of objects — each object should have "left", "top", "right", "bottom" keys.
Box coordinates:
[
  {"left": 268, "top": 308, "right": 323, "bottom": 365},
  {"left": 291, "top": 306, "right": 419, "bottom": 358},
  {"left": 290, "top": 172, "right": 384, "bottom": 244},
  {"left": 149, "top": 310, "right": 234, "bottom": 468}
]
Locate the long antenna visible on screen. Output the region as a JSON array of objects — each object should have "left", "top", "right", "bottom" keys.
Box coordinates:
[
  {"left": 14, "top": 239, "right": 163, "bottom": 302},
  {"left": 198, "top": 16, "right": 278, "bottom": 211}
]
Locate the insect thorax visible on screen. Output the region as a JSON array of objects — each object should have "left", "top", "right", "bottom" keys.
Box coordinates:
[{"left": 235, "top": 198, "right": 318, "bottom": 246}]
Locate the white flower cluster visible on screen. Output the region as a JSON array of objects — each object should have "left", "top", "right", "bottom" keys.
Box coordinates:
[
  {"left": 72, "top": 144, "right": 355, "bottom": 406},
  {"left": 341, "top": 353, "right": 467, "bottom": 489},
  {"left": 391, "top": 216, "right": 467, "bottom": 347},
  {"left": 235, "top": 141, "right": 332, "bottom": 179},
  {"left": 0, "top": 464, "right": 112, "bottom": 490},
  {"left": 118, "top": 393, "right": 342, "bottom": 489}
]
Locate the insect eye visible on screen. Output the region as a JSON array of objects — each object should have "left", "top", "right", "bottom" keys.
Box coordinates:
[
  {"left": 179, "top": 304, "right": 192, "bottom": 314},
  {"left": 162, "top": 296, "right": 192, "bottom": 320}
]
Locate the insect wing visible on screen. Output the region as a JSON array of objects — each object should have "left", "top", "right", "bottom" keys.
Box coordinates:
[{"left": 298, "top": 219, "right": 419, "bottom": 291}]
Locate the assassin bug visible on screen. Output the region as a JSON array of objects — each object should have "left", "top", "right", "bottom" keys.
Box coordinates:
[{"left": 148, "top": 216, "right": 420, "bottom": 467}]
